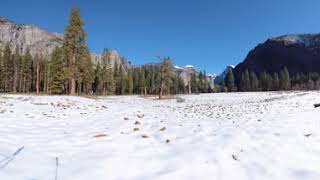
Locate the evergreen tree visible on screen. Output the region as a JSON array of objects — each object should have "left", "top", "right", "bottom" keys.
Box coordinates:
[
  {"left": 198, "top": 71, "right": 204, "bottom": 92},
  {"left": 202, "top": 71, "right": 210, "bottom": 93},
  {"left": 0, "top": 52, "right": 3, "bottom": 91},
  {"left": 240, "top": 70, "right": 251, "bottom": 91},
  {"left": 113, "top": 63, "right": 118, "bottom": 93},
  {"left": 33, "top": 54, "right": 41, "bottom": 94},
  {"left": 12, "top": 47, "right": 21, "bottom": 93},
  {"left": 80, "top": 51, "right": 94, "bottom": 94},
  {"left": 132, "top": 67, "right": 140, "bottom": 93},
  {"left": 159, "top": 58, "right": 173, "bottom": 99},
  {"left": 271, "top": 72, "right": 280, "bottom": 91},
  {"left": 225, "top": 69, "right": 236, "bottom": 92},
  {"left": 21, "top": 49, "right": 33, "bottom": 92},
  {"left": 138, "top": 68, "right": 146, "bottom": 95},
  {"left": 280, "top": 67, "right": 291, "bottom": 90},
  {"left": 250, "top": 71, "right": 259, "bottom": 91},
  {"left": 42, "top": 58, "right": 50, "bottom": 93},
  {"left": 49, "top": 47, "right": 65, "bottom": 94},
  {"left": 239, "top": 73, "right": 246, "bottom": 91},
  {"left": 244, "top": 70, "right": 251, "bottom": 91},
  {"left": 63, "top": 7, "right": 88, "bottom": 95},
  {"left": 94, "top": 62, "right": 102, "bottom": 93},
  {"left": 114, "top": 64, "right": 122, "bottom": 94},
  {"left": 220, "top": 78, "right": 227, "bottom": 92},
  {"left": 119, "top": 66, "right": 126, "bottom": 94},
  {"left": 126, "top": 69, "right": 134, "bottom": 94},
  {"left": 259, "top": 71, "right": 272, "bottom": 91},
  {"left": 177, "top": 75, "right": 185, "bottom": 94},
  {"left": 105, "top": 60, "right": 115, "bottom": 94},
  {"left": 145, "top": 65, "right": 154, "bottom": 94},
  {"left": 190, "top": 72, "right": 199, "bottom": 93},
  {"left": 98, "top": 49, "right": 115, "bottom": 95},
  {"left": 3, "top": 43, "right": 14, "bottom": 92}
]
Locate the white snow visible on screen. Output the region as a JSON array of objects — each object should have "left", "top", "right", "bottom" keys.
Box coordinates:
[
  {"left": 0, "top": 92, "right": 320, "bottom": 180},
  {"left": 184, "top": 65, "right": 195, "bottom": 68},
  {"left": 174, "top": 65, "right": 182, "bottom": 69}
]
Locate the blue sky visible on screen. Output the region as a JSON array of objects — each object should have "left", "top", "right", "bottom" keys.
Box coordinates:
[{"left": 1, "top": 0, "right": 320, "bottom": 74}]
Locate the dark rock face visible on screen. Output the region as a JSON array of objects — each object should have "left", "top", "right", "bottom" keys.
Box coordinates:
[{"left": 233, "top": 34, "right": 320, "bottom": 82}]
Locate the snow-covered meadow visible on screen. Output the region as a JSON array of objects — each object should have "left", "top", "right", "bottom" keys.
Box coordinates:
[{"left": 0, "top": 92, "right": 320, "bottom": 180}]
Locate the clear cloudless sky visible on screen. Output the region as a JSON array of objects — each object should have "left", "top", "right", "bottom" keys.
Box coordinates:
[{"left": 1, "top": 0, "right": 320, "bottom": 74}]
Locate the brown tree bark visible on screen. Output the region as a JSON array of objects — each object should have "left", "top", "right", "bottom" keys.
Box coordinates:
[
  {"left": 70, "top": 55, "right": 76, "bottom": 95},
  {"left": 36, "top": 59, "right": 40, "bottom": 94}
]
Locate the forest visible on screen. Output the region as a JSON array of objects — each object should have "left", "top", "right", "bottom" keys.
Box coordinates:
[
  {"left": 0, "top": 8, "right": 213, "bottom": 97},
  {"left": 221, "top": 67, "right": 320, "bottom": 92}
]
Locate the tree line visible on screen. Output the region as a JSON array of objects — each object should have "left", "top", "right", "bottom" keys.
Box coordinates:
[
  {"left": 221, "top": 67, "right": 320, "bottom": 92},
  {"left": 0, "top": 8, "right": 213, "bottom": 97}
]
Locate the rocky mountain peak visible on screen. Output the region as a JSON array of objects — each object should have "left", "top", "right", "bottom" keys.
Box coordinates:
[
  {"left": 269, "top": 33, "right": 320, "bottom": 47},
  {"left": 0, "top": 17, "right": 63, "bottom": 56},
  {"left": 0, "top": 17, "right": 131, "bottom": 70},
  {"left": 232, "top": 32, "right": 320, "bottom": 84}
]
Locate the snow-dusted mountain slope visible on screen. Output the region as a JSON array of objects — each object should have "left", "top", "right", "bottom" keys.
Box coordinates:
[
  {"left": 0, "top": 92, "right": 319, "bottom": 180},
  {"left": 271, "top": 33, "right": 320, "bottom": 46}
]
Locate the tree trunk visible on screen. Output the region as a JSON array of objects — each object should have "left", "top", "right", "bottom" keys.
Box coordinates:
[
  {"left": 159, "top": 79, "right": 164, "bottom": 99},
  {"left": 70, "top": 54, "right": 76, "bottom": 95},
  {"left": 188, "top": 81, "right": 191, "bottom": 94},
  {"left": 23, "top": 77, "right": 26, "bottom": 93},
  {"left": 13, "top": 64, "right": 18, "bottom": 93},
  {"left": 159, "top": 88, "right": 163, "bottom": 99},
  {"left": 19, "top": 70, "right": 23, "bottom": 92},
  {"left": 36, "top": 60, "right": 40, "bottom": 94},
  {"left": 70, "top": 78, "right": 76, "bottom": 95}
]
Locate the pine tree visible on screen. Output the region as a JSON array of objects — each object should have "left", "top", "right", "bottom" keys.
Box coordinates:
[
  {"left": 177, "top": 75, "right": 185, "bottom": 94},
  {"left": 198, "top": 71, "right": 204, "bottom": 92},
  {"left": 63, "top": 7, "right": 88, "bottom": 95},
  {"left": 202, "top": 71, "right": 210, "bottom": 93},
  {"left": 220, "top": 78, "right": 227, "bottom": 92},
  {"left": 12, "top": 47, "right": 21, "bottom": 93},
  {"left": 93, "top": 62, "right": 102, "bottom": 93},
  {"left": 190, "top": 72, "right": 199, "bottom": 93},
  {"left": 49, "top": 47, "right": 65, "bottom": 94},
  {"left": 105, "top": 60, "right": 115, "bottom": 94},
  {"left": 146, "top": 65, "right": 158, "bottom": 94},
  {"left": 159, "top": 58, "right": 173, "bottom": 99},
  {"left": 0, "top": 52, "right": 3, "bottom": 91},
  {"left": 225, "top": 69, "right": 235, "bottom": 92},
  {"left": 259, "top": 72, "right": 268, "bottom": 91},
  {"left": 80, "top": 51, "right": 94, "bottom": 94},
  {"left": 249, "top": 71, "right": 259, "bottom": 91},
  {"left": 240, "top": 70, "right": 251, "bottom": 92},
  {"left": 3, "top": 43, "right": 14, "bottom": 92},
  {"left": 239, "top": 73, "right": 246, "bottom": 91},
  {"left": 126, "top": 69, "right": 134, "bottom": 94},
  {"left": 34, "top": 54, "right": 41, "bottom": 94},
  {"left": 42, "top": 58, "right": 50, "bottom": 93},
  {"left": 271, "top": 72, "right": 280, "bottom": 91},
  {"left": 119, "top": 66, "right": 126, "bottom": 94},
  {"left": 98, "top": 49, "right": 115, "bottom": 95},
  {"left": 138, "top": 68, "right": 146, "bottom": 95},
  {"left": 280, "top": 67, "right": 291, "bottom": 90},
  {"left": 21, "top": 49, "right": 33, "bottom": 92},
  {"left": 244, "top": 70, "right": 251, "bottom": 91},
  {"left": 259, "top": 71, "right": 272, "bottom": 91}
]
